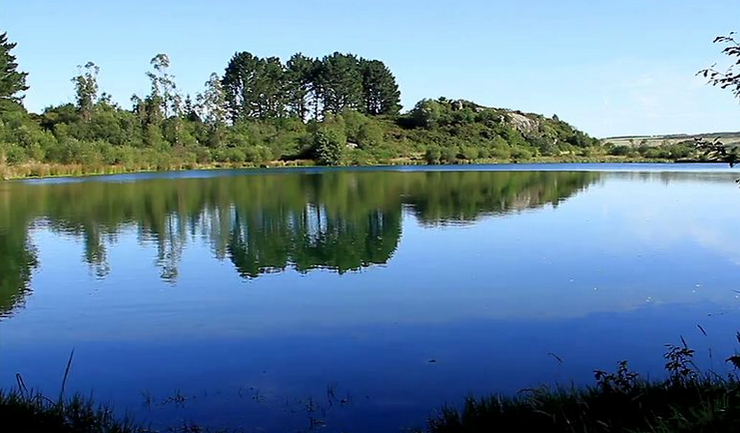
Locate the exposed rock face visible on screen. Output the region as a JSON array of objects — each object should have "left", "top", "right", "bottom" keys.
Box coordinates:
[
  {"left": 506, "top": 111, "right": 538, "bottom": 134},
  {"left": 446, "top": 99, "right": 541, "bottom": 134},
  {"left": 422, "top": 98, "right": 589, "bottom": 145}
]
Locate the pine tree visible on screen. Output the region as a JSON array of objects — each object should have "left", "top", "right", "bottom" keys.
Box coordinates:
[
  {"left": 286, "top": 53, "right": 316, "bottom": 121},
  {"left": 222, "top": 51, "right": 261, "bottom": 121},
  {"left": 255, "top": 56, "right": 287, "bottom": 118},
  {"left": 319, "top": 52, "right": 363, "bottom": 114},
  {"left": 0, "top": 32, "right": 29, "bottom": 110},
  {"left": 360, "top": 59, "right": 401, "bottom": 115}
]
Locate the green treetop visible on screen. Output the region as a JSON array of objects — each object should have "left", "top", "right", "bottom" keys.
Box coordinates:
[{"left": 0, "top": 31, "right": 28, "bottom": 111}]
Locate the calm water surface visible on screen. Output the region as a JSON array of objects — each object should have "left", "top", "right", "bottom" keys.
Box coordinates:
[{"left": 2, "top": 164, "right": 740, "bottom": 432}]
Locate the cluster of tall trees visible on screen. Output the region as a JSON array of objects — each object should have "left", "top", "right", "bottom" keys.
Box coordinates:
[
  {"left": 121, "top": 50, "right": 401, "bottom": 133},
  {"left": 223, "top": 52, "right": 400, "bottom": 121}
]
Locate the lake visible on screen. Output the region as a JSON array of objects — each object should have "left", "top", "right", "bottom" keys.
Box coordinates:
[{"left": 2, "top": 163, "right": 740, "bottom": 432}]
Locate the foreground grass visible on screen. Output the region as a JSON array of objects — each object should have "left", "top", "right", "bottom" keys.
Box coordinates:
[
  {"left": 428, "top": 374, "right": 740, "bottom": 433},
  {"left": 0, "top": 388, "right": 145, "bottom": 433},
  {"left": 428, "top": 338, "right": 740, "bottom": 433}
]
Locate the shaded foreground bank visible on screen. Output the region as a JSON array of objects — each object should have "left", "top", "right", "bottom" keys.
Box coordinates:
[
  {"left": 426, "top": 338, "right": 740, "bottom": 433},
  {"left": 0, "top": 387, "right": 144, "bottom": 433},
  {"left": 427, "top": 370, "right": 740, "bottom": 433},
  {"left": 4, "top": 343, "right": 740, "bottom": 433}
]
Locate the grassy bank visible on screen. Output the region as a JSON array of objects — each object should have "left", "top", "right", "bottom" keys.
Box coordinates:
[
  {"left": 0, "top": 159, "right": 320, "bottom": 180},
  {"left": 0, "top": 154, "right": 680, "bottom": 180}
]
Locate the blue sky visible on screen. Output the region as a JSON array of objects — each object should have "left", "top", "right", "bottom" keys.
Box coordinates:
[{"left": 3, "top": 0, "right": 738, "bottom": 137}]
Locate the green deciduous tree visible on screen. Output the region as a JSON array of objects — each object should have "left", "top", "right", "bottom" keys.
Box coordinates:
[
  {"left": 357, "top": 121, "right": 384, "bottom": 148},
  {"left": 697, "top": 32, "right": 740, "bottom": 165},
  {"left": 195, "top": 73, "right": 228, "bottom": 148},
  {"left": 312, "top": 121, "right": 346, "bottom": 165},
  {"left": 71, "top": 61, "right": 100, "bottom": 122},
  {"left": 196, "top": 73, "right": 227, "bottom": 126},
  {"left": 410, "top": 99, "right": 444, "bottom": 127},
  {"left": 147, "top": 54, "right": 180, "bottom": 118},
  {"left": 699, "top": 32, "right": 740, "bottom": 99}
]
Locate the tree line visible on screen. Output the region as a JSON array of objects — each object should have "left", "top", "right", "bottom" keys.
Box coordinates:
[
  {"left": 0, "top": 29, "right": 619, "bottom": 175},
  {"left": 127, "top": 50, "right": 400, "bottom": 128},
  {"left": 223, "top": 51, "right": 400, "bottom": 121}
]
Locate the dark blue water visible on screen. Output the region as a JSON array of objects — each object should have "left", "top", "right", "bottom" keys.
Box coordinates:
[{"left": 1, "top": 164, "right": 739, "bottom": 432}]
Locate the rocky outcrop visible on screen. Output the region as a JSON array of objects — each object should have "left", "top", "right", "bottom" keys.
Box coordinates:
[{"left": 506, "top": 111, "right": 539, "bottom": 134}]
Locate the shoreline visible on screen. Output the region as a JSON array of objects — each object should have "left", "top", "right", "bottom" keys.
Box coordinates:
[{"left": 0, "top": 156, "right": 693, "bottom": 181}]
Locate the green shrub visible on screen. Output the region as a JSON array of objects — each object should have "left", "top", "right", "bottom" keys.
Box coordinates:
[
  {"left": 357, "top": 122, "right": 384, "bottom": 149},
  {"left": 1, "top": 143, "right": 28, "bottom": 164},
  {"left": 490, "top": 144, "right": 511, "bottom": 160},
  {"left": 312, "top": 126, "right": 346, "bottom": 166},
  {"left": 441, "top": 146, "right": 458, "bottom": 164},
  {"left": 608, "top": 145, "right": 632, "bottom": 156},
  {"left": 425, "top": 146, "right": 442, "bottom": 164},
  {"left": 460, "top": 146, "right": 479, "bottom": 160},
  {"left": 511, "top": 146, "right": 533, "bottom": 160}
]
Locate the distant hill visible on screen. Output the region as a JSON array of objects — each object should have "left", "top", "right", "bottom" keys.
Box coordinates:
[{"left": 602, "top": 132, "right": 740, "bottom": 147}]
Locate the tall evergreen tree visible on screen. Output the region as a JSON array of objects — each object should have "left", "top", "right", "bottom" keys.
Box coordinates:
[
  {"left": 285, "top": 53, "right": 315, "bottom": 121},
  {"left": 360, "top": 59, "right": 401, "bottom": 115},
  {"left": 222, "top": 51, "right": 261, "bottom": 121},
  {"left": 223, "top": 53, "right": 288, "bottom": 120},
  {"left": 0, "top": 31, "right": 28, "bottom": 110},
  {"left": 255, "top": 56, "right": 287, "bottom": 118},
  {"left": 308, "top": 58, "right": 325, "bottom": 119},
  {"left": 319, "top": 52, "right": 363, "bottom": 114}
]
